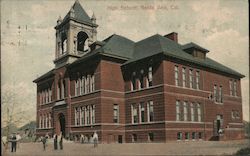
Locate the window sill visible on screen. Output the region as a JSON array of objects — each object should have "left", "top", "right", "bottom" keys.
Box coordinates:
[{"left": 72, "top": 90, "right": 99, "bottom": 98}]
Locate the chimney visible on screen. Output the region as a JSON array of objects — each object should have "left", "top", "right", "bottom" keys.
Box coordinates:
[{"left": 164, "top": 32, "right": 178, "bottom": 43}]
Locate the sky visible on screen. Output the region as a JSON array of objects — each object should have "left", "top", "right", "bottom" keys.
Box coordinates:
[{"left": 1, "top": 0, "right": 249, "bottom": 127}]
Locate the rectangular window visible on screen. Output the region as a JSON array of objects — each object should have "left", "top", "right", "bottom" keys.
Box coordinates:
[
  {"left": 81, "top": 107, "right": 85, "bottom": 125},
  {"left": 198, "top": 132, "right": 203, "bottom": 139},
  {"left": 182, "top": 67, "right": 186, "bottom": 87},
  {"left": 81, "top": 76, "right": 85, "bottom": 95},
  {"left": 148, "top": 133, "right": 154, "bottom": 142},
  {"left": 91, "top": 75, "right": 95, "bottom": 92},
  {"left": 75, "top": 107, "right": 80, "bottom": 126},
  {"left": 86, "top": 106, "right": 90, "bottom": 124},
  {"left": 139, "top": 70, "right": 144, "bottom": 89},
  {"left": 189, "top": 69, "right": 194, "bottom": 89},
  {"left": 190, "top": 103, "right": 195, "bottom": 121},
  {"left": 196, "top": 71, "right": 200, "bottom": 90},
  {"left": 219, "top": 86, "right": 223, "bottom": 103},
  {"left": 176, "top": 101, "right": 181, "bottom": 121},
  {"left": 75, "top": 80, "right": 79, "bottom": 96},
  {"left": 132, "top": 134, "right": 137, "bottom": 142},
  {"left": 183, "top": 101, "right": 188, "bottom": 121},
  {"left": 132, "top": 104, "right": 138, "bottom": 123},
  {"left": 148, "top": 66, "right": 153, "bottom": 87},
  {"left": 214, "top": 85, "right": 218, "bottom": 102},
  {"left": 192, "top": 132, "right": 196, "bottom": 140},
  {"left": 91, "top": 105, "right": 95, "bottom": 124},
  {"left": 48, "top": 113, "right": 51, "bottom": 128},
  {"left": 147, "top": 101, "right": 154, "bottom": 122},
  {"left": 233, "top": 80, "right": 237, "bottom": 96},
  {"left": 139, "top": 102, "right": 145, "bottom": 123},
  {"left": 113, "top": 104, "right": 119, "bottom": 123},
  {"left": 175, "top": 66, "right": 179, "bottom": 86},
  {"left": 177, "top": 132, "right": 182, "bottom": 140},
  {"left": 197, "top": 103, "right": 201, "bottom": 122},
  {"left": 131, "top": 72, "right": 136, "bottom": 91},
  {"left": 229, "top": 80, "right": 233, "bottom": 96},
  {"left": 185, "top": 132, "right": 189, "bottom": 140}
]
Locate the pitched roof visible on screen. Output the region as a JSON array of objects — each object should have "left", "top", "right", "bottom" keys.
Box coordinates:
[
  {"left": 182, "top": 42, "right": 209, "bottom": 53},
  {"left": 123, "top": 34, "right": 244, "bottom": 78},
  {"left": 33, "top": 69, "right": 54, "bottom": 83},
  {"left": 61, "top": 1, "right": 94, "bottom": 26}
]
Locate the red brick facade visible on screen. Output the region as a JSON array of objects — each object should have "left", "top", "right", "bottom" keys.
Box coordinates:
[{"left": 34, "top": 1, "right": 244, "bottom": 143}]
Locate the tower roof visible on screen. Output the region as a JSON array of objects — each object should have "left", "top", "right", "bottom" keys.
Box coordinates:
[{"left": 59, "top": 0, "right": 96, "bottom": 27}]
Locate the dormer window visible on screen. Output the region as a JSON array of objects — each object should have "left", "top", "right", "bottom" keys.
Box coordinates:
[{"left": 182, "top": 42, "right": 209, "bottom": 59}]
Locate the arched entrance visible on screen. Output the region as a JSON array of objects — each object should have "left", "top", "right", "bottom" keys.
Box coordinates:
[{"left": 58, "top": 113, "right": 66, "bottom": 137}]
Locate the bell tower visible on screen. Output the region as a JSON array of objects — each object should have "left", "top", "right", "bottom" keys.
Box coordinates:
[{"left": 54, "top": 0, "right": 98, "bottom": 68}]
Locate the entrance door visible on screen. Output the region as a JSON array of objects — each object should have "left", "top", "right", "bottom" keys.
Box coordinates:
[
  {"left": 118, "top": 135, "right": 123, "bottom": 144},
  {"left": 59, "top": 113, "right": 66, "bottom": 137}
]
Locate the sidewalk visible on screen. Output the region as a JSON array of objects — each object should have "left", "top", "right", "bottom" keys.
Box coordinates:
[{"left": 3, "top": 139, "right": 249, "bottom": 156}]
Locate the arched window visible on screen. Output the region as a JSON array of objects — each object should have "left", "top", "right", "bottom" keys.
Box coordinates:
[
  {"left": 61, "top": 33, "right": 67, "bottom": 54},
  {"left": 77, "top": 31, "right": 89, "bottom": 52}
]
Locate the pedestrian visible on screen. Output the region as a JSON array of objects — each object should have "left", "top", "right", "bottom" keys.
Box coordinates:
[
  {"left": 53, "top": 134, "right": 58, "bottom": 150},
  {"left": 59, "top": 132, "right": 63, "bottom": 150},
  {"left": 41, "top": 136, "right": 47, "bottom": 151},
  {"left": 10, "top": 133, "right": 17, "bottom": 152},
  {"left": 16, "top": 133, "right": 21, "bottom": 148},
  {"left": 93, "top": 131, "right": 98, "bottom": 148},
  {"left": 80, "top": 134, "right": 84, "bottom": 144}
]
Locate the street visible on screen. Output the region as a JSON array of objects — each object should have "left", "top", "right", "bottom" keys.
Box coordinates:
[{"left": 3, "top": 139, "right": 249, "bottom": 156}]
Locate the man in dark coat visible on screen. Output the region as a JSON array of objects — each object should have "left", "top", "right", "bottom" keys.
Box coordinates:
[
  {"left": 10, "top": 134, "right": 17, "bottom": 152},
  {"left": 41, "top": 136, "right": 47, "bottom": 151},
  {"left": 53, "top": 134, "right": 58, "bottom": 150}
]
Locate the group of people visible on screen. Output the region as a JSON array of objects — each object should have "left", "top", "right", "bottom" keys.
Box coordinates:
[
  {"left": 79, "top": 131, "right": 98, "bottom": 147},
  {"left": 1, "top": 133, "right": 21, "bottom": 153},
  {"left": 41, "top": 132, "right": 63, "bottom": 151}
]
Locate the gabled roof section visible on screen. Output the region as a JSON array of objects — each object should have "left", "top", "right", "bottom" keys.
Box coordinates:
[
  {"left": 182, "top": 42, "right": 209, "bottom": 53},
  {"left": 33, "top": 69, "right": 54, "bottom": 83},
  {"left": 99, "top": 34, "right": 135, "bottom": 59},
  {"left": 62, "top": 0, "right": 94, "bottom": 26}
]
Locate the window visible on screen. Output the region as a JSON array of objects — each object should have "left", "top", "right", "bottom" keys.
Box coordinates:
[
  {"left": 147, "top": 101, "right": 154, "bottom": 122},
  {"left": 218, "top": 86, "right": 223, "bottom": 103},
  {"left": 77, "top": 31, "right": 89, "bottom": 52},
  {"left": 175, "top": 66, "right": 179, "bottom": 86},
  {"left": 49, "top": 113, "right": 51, "bottom": 128},
  {"left": 113, "top": 104, "right": 119, "bottom": 123},
  {"left": 92, "top": 105, "right": 95, "bottom": 124},
  {"left": 190, "top": 103, "right": 195, "bottom": 121},
  {"left": 75, "top": 107, "right": 80, "bottom": 125},
  {"left": 197, "top": 103, "right": 202, "bottom": 122},
  {"left": 148, "top": 133, "right": 154, "bottom": 142},
  {"left": 139, "top": 102, "right": 145, "bottom": 123},
  {"left": 198, "top": 132, "right": 203, "bottom": 139},
  {"left": 86, "top": 75, "right": 90, "bottom": 93},
  {"left": 189, "top": 69, "right": 194, "bottom": 89},
  {"left": 147, "top": 66, "right": 153, "bottom": 87},
  {"left": 39, "top": 115, "right": 42, "bottom": 128},
  {"left": 138, "top": 70, "right": 144, "bottom": 89},
  {"left": 86, "top": 106, "right": 90, "bottom": 124},
  {"left": 176, "top": 101, "right": 181, "bottom": 121},
  {"left": 229, "top": 80, "right": 233, "bottom": 96},
  {"left": 177, "top": 132, "right": 182, "bottom": 140},
  {"left": 183, "top": 101, "right": 188, "bottom": 121},
  {"left": 131, "top": 104, "right": 138, "bottom": 123},
  {"left": 75, "top": 80, "right": 79, "bottom": 96},
  {"left": 131, "top": 72, "right": 136, "bottom": 91},
  {"left": 214, "top": 85, "right": 218, "bottom": 102},
  {"left": 182, "top": 67, "right": 186, "bottom": 87},
  {"left": 132, "top": 134, "right": 137, "bottom": 142},
  {"left": 196, "top": 71, "right": 200, "bottom": 90},
  {"left": 81, "top": 107, "right": 85, "bottom": 125},
  {"left": 192, "top": 132, "right": 196, "bottom": 140},
  {"left": 233, "top": 80, "right": 237, "bottom": 96},
  {"left": 185, "top": 132, "right": 189, "bottom": 140},
  {"left": 80, "top": 76, "right": 84, "bottom": 95},
  {"left": 232, "top": 110, "right": 240, "bottom": 120},
  {"left": 91, "top": 75, "right": 95, "bottom": 92}
]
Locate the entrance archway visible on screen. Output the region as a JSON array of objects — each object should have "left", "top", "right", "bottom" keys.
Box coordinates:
[{"left": 58, "top": 113, "right": 66, "bottom": 137}]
